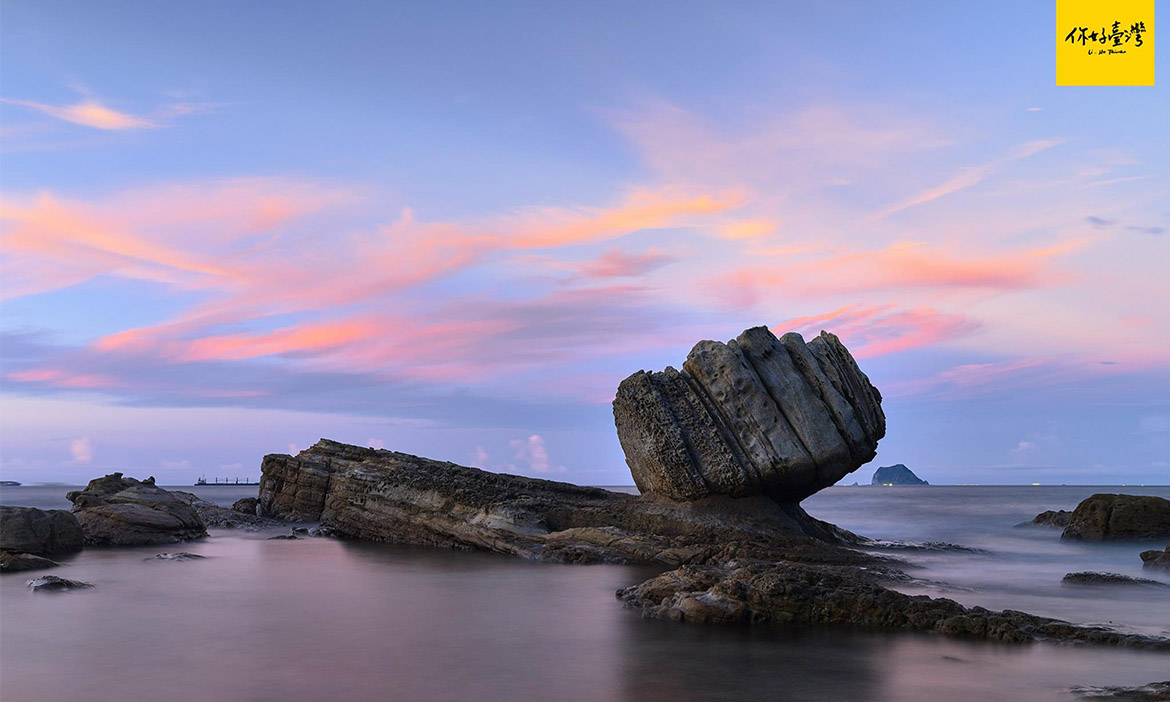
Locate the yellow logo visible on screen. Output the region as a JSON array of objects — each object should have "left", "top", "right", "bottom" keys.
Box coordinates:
[{"left": 1056, "top": 0, "right": 1155, "bottom": 86}]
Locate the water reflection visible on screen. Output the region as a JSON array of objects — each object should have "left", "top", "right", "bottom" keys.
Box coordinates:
[{"left": 3, "top": 534, "right": 1167, "bottom": 702}]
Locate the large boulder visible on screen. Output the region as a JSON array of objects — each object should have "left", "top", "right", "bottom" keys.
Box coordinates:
[
  {"left": 612, "top": 328, "right": 884, "bottom": 503},
  {"left": 1061, "top": 494, "right": 1170, "bottom": 541},
  {"left": 67, "top": 473, "right": 207, "bottom": 546},
  {"left": 0, "top": 506, "right": 84, "bottom": 555}
]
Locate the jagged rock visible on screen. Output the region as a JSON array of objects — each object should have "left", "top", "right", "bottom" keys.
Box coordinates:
[
  {"left": 617, "top": 562, "right": 1170, "bottom": 649},
  {"left": 612, "top": 328, "right": 884, "bottom": 503},
  {"left": 68, "top": 473, "right": 207, "bottom": 546},
  {"left": 871, "top": 464, "right": 928, "bottom": 486},
  {"left": 1019, "top": 509, "right": 1073, "bottom": 528},
  {"left": 1141, "top": 547, "right": 1170, "bottom": 570},
  {"left": 1070, "top": 681, "right": 1170, "bottom": 701},
  {"left": 26, "top": 574, "right": 94, "bottom": 592},
  {"left": 0, "top": 552, "right": 63, "bottom": 573},
  {"left": 0, "top": 506, "right": 84, "bottom": 555},
  {"left": 169, "top": 491, "right": 283, "bottom": 531},
  {"left": 1061, "top": 494, "right": 1170, "bottom": 541},
  {"left": 1062, "top": 571, "right": 1170, "bottom": 587},
  {"left": 231, "top": 497, "right": 260, "bottom": 515}
]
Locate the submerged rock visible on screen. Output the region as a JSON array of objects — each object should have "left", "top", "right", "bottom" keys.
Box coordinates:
[
  {"left": 617, "top": 562, "right": 1170, "bottom": 648},
  {"left": 1062, "top": 572, "right": 1170, "bottom": 587},
  {"left": 1061, "top": 494, "right": 1170, "bottom": 541},
  {"left": 612, "top": 328, "right": 884, "bottom": 503},
  {"left": 1019, "top": 510, "right": 1073, "bottom": 528},
  {"left": 146, "top": 552, "right": 206, "bottom": 561},
  {"left": 871, "top": 464, "right": 928, "bottom": 486},
  {"left": 1070, "top": 681, "right": 1170, "bottom": 701},
  {"left": 68, "top": 473, "right": 207, "bottom": 546},
  {"left": 267, "top": 534, "right": 299, "bottom": 540},
  {"left": 1141, "top": 547, "right": 1170, "bottom": 570},
  {"left": 0, "top": 552, "right": 64, "bottom": 573},
  {"left": 0, "top": 506, "right": 84, "bottom": 556},
  {"left": 26, "top": 574, "right": 94, "bottom": 592}
]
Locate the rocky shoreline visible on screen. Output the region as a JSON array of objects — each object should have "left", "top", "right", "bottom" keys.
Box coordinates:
[{"left": 4, "top": 326, "right": 1168, "bottom": 658}]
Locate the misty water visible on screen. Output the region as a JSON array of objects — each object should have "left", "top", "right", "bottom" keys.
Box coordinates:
[{"left": 2, "top": 484, "right": 1168, "bottom": 702}]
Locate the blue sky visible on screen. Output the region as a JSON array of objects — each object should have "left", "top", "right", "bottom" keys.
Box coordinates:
[{"left": 1, "top": 1, "right": 1167, "bottom": 485}]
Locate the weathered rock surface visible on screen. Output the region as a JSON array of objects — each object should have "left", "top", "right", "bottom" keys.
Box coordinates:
[
  {"left": 260, "top": 440, "right": 862, "bottom": 564},
  {"left": 26, "top": 574, "right": 94, "bottom": 592},
  {"left": 1061, "top": 571, "right": 1170, "bottom": 587},
  {"left": 1141, "top": 547, "right": 1170, "bottom": 570},
  {"left": 612, "top": 328, "right": 884, "bottom": 503},
  {"left": 617, "top": 561, "right": 1170, "bottom": 648},
  {"left": 1061, "top": 494, "right": 1170, "bottom": 541},
  {"left": 0, "top": 552, "right": 64, "bottom": 573},
  {"left": 871, "top": 464, "right": 928, "bottom": 486},
  {"left": 169, "top": 491, "right": 282, "bottom": 531},
  {"left": 67, "top": 473, "right": 207, "bottom": 546},
  {"left": 0, "top": 506, "right": 84, "bottom": 555},
  {"left": 1020, "top": 509, "right": 1073, "bottom": 528}
]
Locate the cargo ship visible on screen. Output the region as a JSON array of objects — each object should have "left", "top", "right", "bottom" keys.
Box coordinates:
[{"left": 195, "top": 476, "right": 259, "bottom": 486}]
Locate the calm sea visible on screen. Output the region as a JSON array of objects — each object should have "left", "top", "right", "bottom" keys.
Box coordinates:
[{"left": 2, "top": 484, "right": 1168, "bottom": 702}]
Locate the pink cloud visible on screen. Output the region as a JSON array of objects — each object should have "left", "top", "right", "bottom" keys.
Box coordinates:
[{"left": 775, "top": 304, "right": 979, "bottom": 358}]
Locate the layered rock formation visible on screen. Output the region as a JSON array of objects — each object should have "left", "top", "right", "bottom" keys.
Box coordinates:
[
  {"left": 612, "top": 328, "right": 884, "bottom": 503},
  {"left": 871, "top": 464, "right": 928, "bottom": 486},
  {"left": 1061, "top": 494, "right": 1170, "bottom": 541},
  {"left": 67, "top": 473, "right": 207, "bottom": 546},
  {"left": 259, "top": 440, "right": 859, "bottom": 564}
]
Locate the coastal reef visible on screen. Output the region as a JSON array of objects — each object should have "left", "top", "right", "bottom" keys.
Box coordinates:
[
  {"left": 255, "top": 327, "right": 1170, "bottom": 649},
  {"left": 612, "top": 329, "right": 884, "bottom": 502}
]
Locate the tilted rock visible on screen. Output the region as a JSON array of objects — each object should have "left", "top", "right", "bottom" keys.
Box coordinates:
[
  {"left": 259, "top": 440, "right": 860, "bottom": 564},
  {"left": 0, "top": 506, "right": 84, "bottom": 556},
  {"left": 67, "top": 473, "right": 207, "bottom": 546},
  {"left": 612, "top": 328, "right": 884, "bottom": 503},
  {"left": 1060, "top": 494, "right": 1170, "bottom": 541}
]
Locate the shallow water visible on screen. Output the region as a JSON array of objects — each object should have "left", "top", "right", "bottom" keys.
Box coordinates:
[{"left": 2, "top": 485, "right": 1168, "bottom": 702}]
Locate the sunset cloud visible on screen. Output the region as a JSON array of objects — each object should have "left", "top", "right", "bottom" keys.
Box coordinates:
[{"left": 775, "top": 305, "right": 979, "bottom": 358}]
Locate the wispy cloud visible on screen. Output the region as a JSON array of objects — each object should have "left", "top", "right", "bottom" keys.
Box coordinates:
[{"left": 1, "top": 96, "right": 213, "bottom": 131}]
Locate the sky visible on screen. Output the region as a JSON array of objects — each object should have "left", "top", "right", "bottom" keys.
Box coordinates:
[{"left": 1, "top": 1, "right": 1167, "bottom": 486}]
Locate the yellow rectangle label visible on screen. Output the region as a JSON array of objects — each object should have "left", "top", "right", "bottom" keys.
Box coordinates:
[{"left": 1056, "top": 0, "right": 1155, "bottom": 85}]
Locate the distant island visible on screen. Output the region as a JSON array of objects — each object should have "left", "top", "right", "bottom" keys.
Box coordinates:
[{"left": 871, "top": 464, "right": 928, "bottom": 486}]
